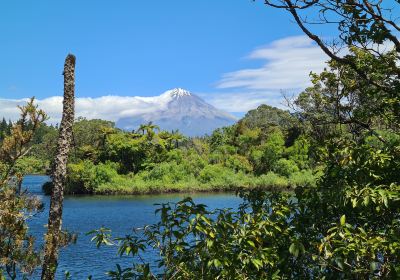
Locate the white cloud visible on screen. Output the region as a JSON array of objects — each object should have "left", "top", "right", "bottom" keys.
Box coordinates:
[
  {"left": 217, "top": 35, "right": 328, "bottom": 91},
  {"left": 0, "top": 94, "right": 175, "bottom": 124},
  {"left": 211, "top": 35, "right": 400, "bottom": 112},
  {"left": 201, "top": 90, "right": 288, "bottom": 113},
  {"left": 207, "top": 35, "right": 330, "bottom": 112},
  {"left": 0, "top": 36, "right": 331, "bottom": 121}
]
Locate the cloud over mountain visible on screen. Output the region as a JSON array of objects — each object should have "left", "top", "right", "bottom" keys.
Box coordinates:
[
  {"left": 0, "top": 92, "right": 182, "bottom": 124},
  {"left": 0, "top": 88, "right": 236, "bottom": 136},
  {"left": 0, "top": 36, "right": 330, "bottom": 124}
]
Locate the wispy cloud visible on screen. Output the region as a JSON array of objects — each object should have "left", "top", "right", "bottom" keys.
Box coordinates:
[
  {"left": 217, "top": 35, "right": 328, "bottom": 91},
  {"left": 201, "top": 90, "right": 288, "bottom": 113},
  {"left": 205, "top": 35, "right": 329, "bottom": 112}
]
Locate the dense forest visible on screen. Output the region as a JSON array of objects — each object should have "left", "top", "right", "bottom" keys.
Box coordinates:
[
  {"left": 1, "top": 0, "right": 400, "bottom": 279},
  {"left": 25, "top": 105, "right": 315, "bottom": 195}
]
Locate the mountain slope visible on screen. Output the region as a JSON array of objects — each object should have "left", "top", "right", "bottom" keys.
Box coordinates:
[{"left": 116, "top": 88, "right": 237, "bottom": 136}]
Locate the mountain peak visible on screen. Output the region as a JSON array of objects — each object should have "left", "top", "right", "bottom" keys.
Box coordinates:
[
  {"left": 117, "top": 88, "right": 237, "bottom": 136},
  {"left": 163, "top": 88, "right": 192, "bottom": 99}
]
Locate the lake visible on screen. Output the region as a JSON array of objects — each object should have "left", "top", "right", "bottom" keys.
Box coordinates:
[{"left": 24, "top": 175, "right": 242, "bottom": 279}]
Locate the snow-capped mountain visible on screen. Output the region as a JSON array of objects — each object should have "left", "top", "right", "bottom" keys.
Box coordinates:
[{"left": 116, "top": 88, "right": 237, "bottom": 136}]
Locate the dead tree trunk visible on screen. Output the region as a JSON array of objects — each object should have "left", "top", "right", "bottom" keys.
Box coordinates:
[{"left": 41, "top": 54, "right": 76, "bottom": 280}]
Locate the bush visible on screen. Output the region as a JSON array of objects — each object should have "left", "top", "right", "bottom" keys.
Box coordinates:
[
  {"left": 65, "top": 161, "right": 119, "bottom": 194},
  {"left": 89, "top": 193, "right": 296, "bottom": 279},
  {"left": 141, "top": 161, "right": 189, "bottom": 184},
  {"left": 225, "top": 154, "right": 253, "bottom": 173},
  {"left": 255, "top": 172, "right": 289, "bottom": 189},
  {"left": 14, "top": 156, "right": 49, "bottom": 175},
  {"left": 288, "top": 170, "right": 316, "bottom": 187},
  {"left": 272, "top": 158, "right": 299, "bottom": 177},
  {"left": 287, "top": 136, "right": 311, "bottom": 169},
  {"left": 197, "top": 164, "right": 249, "bottom": 190}
]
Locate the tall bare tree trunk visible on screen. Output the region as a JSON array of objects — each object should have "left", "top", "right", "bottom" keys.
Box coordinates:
[{"left": 41, "top": 54, "right": 76, "bottom": 280}]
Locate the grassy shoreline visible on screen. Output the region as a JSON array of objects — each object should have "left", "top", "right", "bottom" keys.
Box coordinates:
[
  {"left": 93, "top": 184, "right": 293, "bottom": 196},
  {"left": 42, "top": 170, "right": 315, "bottom": 196},
  {"left": 44, "top": 183, "right": 293, "bottom": 196}
]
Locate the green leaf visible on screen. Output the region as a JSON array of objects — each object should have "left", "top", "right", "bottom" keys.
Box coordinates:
[
  {"left": 340, "top": 215, "right": 346, "bottom": 226},
  {"left": 251, "top": 259, "right": 263, "bottom": 269},
  {"left": 213, "top": 259, "right": 222, "bottom": 268},
  {"left": 247, "top": 240, "right": 256, "bottom": 247},
  {"left": 289, "top": 242, "right": 300, "bottom": 257},
  {"left": 363, "top": 195, "right": 370, "bottom": 206}
]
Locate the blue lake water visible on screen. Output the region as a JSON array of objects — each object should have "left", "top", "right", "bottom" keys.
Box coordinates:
[{"left": 23, "top": 175, "right": 242, "bottom": 279}]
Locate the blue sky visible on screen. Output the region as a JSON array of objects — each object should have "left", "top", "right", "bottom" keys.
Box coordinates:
[{"left": 0, "top": 0, "right": 332, "bottom": 120}]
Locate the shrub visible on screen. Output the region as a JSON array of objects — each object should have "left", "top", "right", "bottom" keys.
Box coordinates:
[
  {"left": 255, "top": 172, "right": 289, "bottom": 189},
  {"left": 288, "top": 169, "right": 316, "bottom": 187},
  {"left": 199, "top": 164, "right": 232, "bottom": 184},
  {"left": 272, "top": 158, "right": 299, "bottom": 177},
  {"left": 14, "top": 156, "right": 49, "bottom": 175},
  {"left": 287, "top": 136, "right": 311, "bottom": 169},
  {"left": 65, "top": 161, "right": 119, "bottom": 194},
  {"left": 141, "top": 161, "right": 189, "bottom": 184},
  {"left": 89, "top": 193, "right": 296, "bottom": 279},
  {"left": 225, "top": 154, "right": 253, "bottom": 173}
]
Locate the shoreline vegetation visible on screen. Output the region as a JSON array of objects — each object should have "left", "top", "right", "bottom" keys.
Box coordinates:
[
  {"left": 28, "top": 105, "right": 318, "bottom": 196},
  {"left": 42, "top": 169, "right": 317, "bottom": 195}
]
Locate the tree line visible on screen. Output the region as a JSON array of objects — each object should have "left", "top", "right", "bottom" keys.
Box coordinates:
[
  {"left": 0, "top": 118, "right": 13, "bottom": 141},
  {"left": 31, "top": 104, "right": 314, "bottom": 196}
]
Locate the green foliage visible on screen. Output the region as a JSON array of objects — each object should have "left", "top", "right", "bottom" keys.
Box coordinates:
[
  {"left": 250, "top": 129, "right": 286, "bottom": 175},
  {"left": 0, "top": 118, "right": 12, "bottom": 142},
  {"left": 254, "top": 172, "right": 289, "bottom": 189},
  {"left": 286, "top": 136, "right": 310, "bottom": 169},
  {"left": 198, "top": 164, "right": 245, "bottom": 188},
  {"left": 241, "top": 104, "right": 298, "bottom": 134},
  {"left": 272, "top": 158, "right": 299, "bottom": 177},
  {"left": 225, "top": 154, "right": 253, "bottom": 173},
  {"left": 2, "top": 2, "right": 399, "bottom": 278},
  {"left": 288, "top": 169, "right": 316, "bottom": 188},
  {"left": 37, "top": 103, "right": 314, "bottom": 195},
  {"left": 29, "top": 123, "right": 58, "bottom": 163},
  {"left": 71, "top": 118, "right": 115, "bottom": 162},
  {"left": 89, "top": 193, "right": 297, "bottom": 279},
  {"left": 14, "top": 156, "right": 49, "bottom": 175},
  {"left": 0, "top": 99, "right": 46, "bottom": 279},
  {"left": 141, "top": 161, "right": 190, "bottom": 184},
  {"left": 91, "top": 137, "right": 399, "bottom": 278},
  {"left": 63, "top": 161, "right": 119, "bottom": 194}
]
